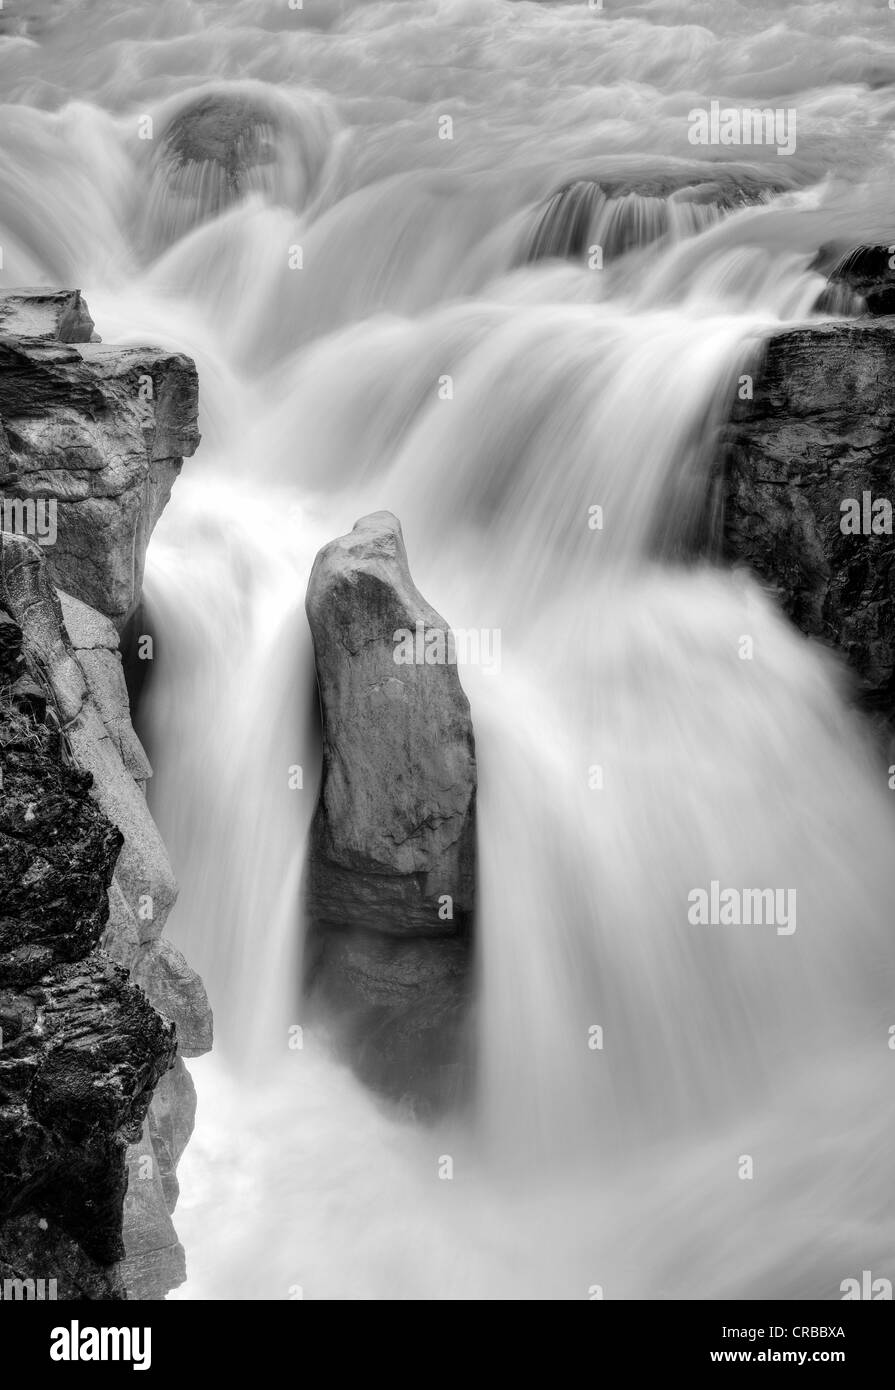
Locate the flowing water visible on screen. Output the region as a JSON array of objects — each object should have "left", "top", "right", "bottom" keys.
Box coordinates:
[{"left": 2, "top": 0, "right": 895, "bottom": 1298}]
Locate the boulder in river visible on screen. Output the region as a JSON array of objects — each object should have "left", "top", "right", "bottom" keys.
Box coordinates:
[
  {"left": 304, "top": 512, "right": 477, "bottom": 1109},
  {"left": 147, "top": 85, "right": 329, "bottom": 247}
]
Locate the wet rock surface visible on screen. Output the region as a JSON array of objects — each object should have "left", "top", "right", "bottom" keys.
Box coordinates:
[
  {"left": 0, "top": 603, "right": 175, "bottom": 1277},
  {"left": 0, "top": 310, "right": 199, "bottom": 629},
  {"left": 0, "top": 292, "right": 210, "bottom": 1299},
  {"left": 305, "top": 512, "right": 476, "bottom": 1109},
  {"left": 720, "top": 320, "right": 895, "bottom": 716}
]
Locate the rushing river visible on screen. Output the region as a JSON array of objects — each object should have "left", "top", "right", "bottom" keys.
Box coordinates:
[{"left": 2, "top": 0, "right": 895, "bottom": 1298}]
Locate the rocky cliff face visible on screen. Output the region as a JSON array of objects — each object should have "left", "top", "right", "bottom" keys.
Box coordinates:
[
  {"left": 0, "top": 583, "right": 175, "bottom": 1298},
  {"left": 0, "top": 292, "right": 211, "bottom": 1298},
  {"left": 0, "top": 291, "right": 199, "bottom": 630},
  {"left": 304, "top": 512, "right": 476, "bottom": 1110},
  {"left": 720, "top": 320, "right": 895, "bottom": 717}
]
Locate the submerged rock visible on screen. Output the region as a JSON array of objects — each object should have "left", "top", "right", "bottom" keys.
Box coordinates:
[
  {"left": 524, "top": 169, "right": 785, "bottom": 263},
  {"left": 811, "top": 243, "right": 895, "bottom": 317},
  {"left": 720, "top": 321, "right": 895, "bottom": 715},
  {"left": 162, "top": 92, "right": 280, "bottom": 198},
  {"left": 304, "top": 512, "right": 476, "bottom": 1108},
  {"left": 146, "top": 86, "right": 328, "bottom": 248}
]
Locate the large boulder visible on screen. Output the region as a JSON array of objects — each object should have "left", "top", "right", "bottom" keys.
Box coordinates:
[
  {"left": 720, "top": 321, "right": 895, "bottom": 716},
  {"left": 304, "top": 512, "right": 476, "bottom": 1108},
  {"left": 0, "top": 1214, "right": 124, "bottom": 1300}
]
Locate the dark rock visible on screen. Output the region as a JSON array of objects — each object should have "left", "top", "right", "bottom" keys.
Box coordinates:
[
  {"left": 719, "top": 321, "right": 895, "bottom": 715},
  {"left": 812, "top": 280, "right": 867, "bottom": 317},
  {"left": 0, "top": 610, "right": 23, "bottom": 685},
  {"left": 309, "top": 930, "right": 470, "bottom": 1106},
  {"left": 304, "top": 512, "right": 476, "bottom": 1108},
  {"left": 9, "top": 675, "right": 46, "bottom": 723},
  {"left": 1, "top": 521, "right": 208, "bottom": 1302},
  {"left": 811, "top": 244, "right": 895, "bottom": 317},
  {"left": 161, "top": 93, "right": 279, "bottom": 197},
  {"left": 0, "top": 700, "right": 175, "bottom": 1270},
  {"left": 0, "top": 510, "right": 186, "bottom": 1299},
  {"left": 147, "top": 89, "right": 295, "bottom": 250},
  {"left": 0, "top": 715, "right": 121, "bottom": 988},
  {"left": 0, "top": 952, "right": 175, "bottom": 1266},
  {"left": 0, "top": 1213, "right": 123, "bottom": 1299}
]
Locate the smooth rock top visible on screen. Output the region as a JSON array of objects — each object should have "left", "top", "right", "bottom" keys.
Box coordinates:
[{"left": 0, "top": 288, "right": 95, "bottom": 344}]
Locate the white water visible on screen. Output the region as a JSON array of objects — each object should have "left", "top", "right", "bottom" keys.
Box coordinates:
[{"left": 3, "top": 0, "right": 895, "bottom": 1298}]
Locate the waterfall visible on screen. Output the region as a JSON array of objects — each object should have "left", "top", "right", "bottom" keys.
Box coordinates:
[{"left": 3, "top": 0, "right": 895, "bottom": 1299}]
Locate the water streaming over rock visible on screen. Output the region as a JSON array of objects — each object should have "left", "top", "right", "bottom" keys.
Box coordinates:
[{"left": 2, "top": 0, "right": 895, "bottom": 1298}]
